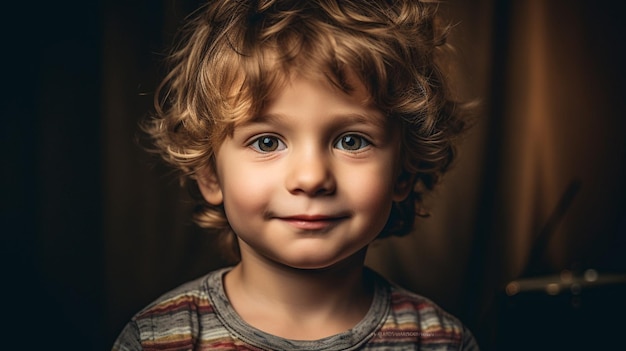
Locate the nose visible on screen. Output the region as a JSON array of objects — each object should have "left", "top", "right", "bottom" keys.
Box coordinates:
[{"left": 285, "top": 147, "right": 336, "bottom": 196}]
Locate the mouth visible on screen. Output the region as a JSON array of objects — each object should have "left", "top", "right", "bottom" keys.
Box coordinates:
[{"left": 277, "top": 214, "right": 348, "bottom": 231}]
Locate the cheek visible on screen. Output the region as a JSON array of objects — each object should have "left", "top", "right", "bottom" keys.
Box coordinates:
[
  {"left": 218, "top": 162, "right": 275, "bottom": 222},
  {"left": 342, "top": 163, "right": 396, "bottom": 213}
]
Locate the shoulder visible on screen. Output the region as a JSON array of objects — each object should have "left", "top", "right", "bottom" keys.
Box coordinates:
[
  {"left": 135, "top": 271, "right": 216, "bottom": 319},
  {"left": 368, "top": 272, "right": 480, "bottom": 350},
  {"left": 389, "top": 284, "right": 460, "bottom": 329},
  {"left": 112, "top": 268, "right": 232, "bottom": 351}
]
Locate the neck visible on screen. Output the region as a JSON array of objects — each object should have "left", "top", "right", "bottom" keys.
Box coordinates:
[{"left": 223, "top": 243, "right": 373, "bottom": 339}]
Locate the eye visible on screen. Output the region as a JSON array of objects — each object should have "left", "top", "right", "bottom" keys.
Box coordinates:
[
  {"left": 334, "top": 134, "right": 371, "bottom": 151},
  {"left": 249, "top": 135, "right": 286, "bottom": 153}
]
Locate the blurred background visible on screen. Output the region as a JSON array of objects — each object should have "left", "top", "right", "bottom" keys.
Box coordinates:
[{"left": 2, "top": 0, "right": 625, "bottom": 350}]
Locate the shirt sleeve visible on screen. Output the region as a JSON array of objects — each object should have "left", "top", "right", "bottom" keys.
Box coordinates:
[
  {"left": 459, "top": 324, "right": 480, "bottom": 351},
  {"left": 111, "top": 321, "right": 143, "bottom": 351}
]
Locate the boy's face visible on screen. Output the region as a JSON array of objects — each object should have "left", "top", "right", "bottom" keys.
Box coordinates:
[{"left": 199, "top": 73, "right": 412, "bottom": 270}]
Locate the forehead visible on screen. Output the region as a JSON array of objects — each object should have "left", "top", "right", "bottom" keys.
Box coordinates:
[
  {"left": 266, "top": 72, "right": 379, "bottom": 117},
  {"left": 232, "top": 63, "right": 377, "bottom": 119}
]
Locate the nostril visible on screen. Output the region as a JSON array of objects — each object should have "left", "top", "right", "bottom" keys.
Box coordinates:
[
  {"left": 286, "top": 159, "right": 336, "bottom": 196},
  {"left": 288, "top": 177, "right": 336, "bottom": 196}
]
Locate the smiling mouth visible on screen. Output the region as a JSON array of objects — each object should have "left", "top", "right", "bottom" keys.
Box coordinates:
[{"left": 278, "top": 215, "right": 347, "bottom": 231}]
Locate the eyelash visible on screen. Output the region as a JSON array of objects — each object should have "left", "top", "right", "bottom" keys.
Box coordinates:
[
  {"left": 248, "top": 134, "right": 372, "bottom": 153},
  {"left": 334, "top": 134, "right": 371, "bottom": 151},
  {"left": 248, "top": 135, "right": 287, "bottom": 153}
]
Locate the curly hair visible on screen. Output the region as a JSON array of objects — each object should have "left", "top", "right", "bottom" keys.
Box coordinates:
[{"left": 143, "top": 0, "right": 468, "bottom": 260}]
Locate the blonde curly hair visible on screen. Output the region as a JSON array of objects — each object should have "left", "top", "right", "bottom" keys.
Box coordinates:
[{"left": 143, "top": 0, "right": 468, "bottom": 260}]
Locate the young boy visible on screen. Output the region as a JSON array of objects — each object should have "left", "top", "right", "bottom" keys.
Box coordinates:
[{"left": 113, "top": 0, "right": 479, "bottom": 349}]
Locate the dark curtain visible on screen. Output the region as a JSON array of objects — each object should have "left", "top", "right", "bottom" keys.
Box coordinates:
[
  {"left": 2, "top": 1, "right": 107, "bottom": 349},
  {"left": 3, "top": 1, "right": 624, "bottom": 350}
]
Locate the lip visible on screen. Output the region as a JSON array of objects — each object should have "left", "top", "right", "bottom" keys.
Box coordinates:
[{"left": 278, "top": 214, "right": 347, "bottom": 231}]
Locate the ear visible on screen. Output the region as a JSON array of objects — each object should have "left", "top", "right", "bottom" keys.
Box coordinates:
[
  {"left": 392, "top": 171, "right": 415, "bottom": 202},
  {"left": 196, "top": 166, "right": 223, "bottom": 205}
]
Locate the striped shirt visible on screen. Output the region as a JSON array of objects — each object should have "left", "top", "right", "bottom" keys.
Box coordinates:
[{"left": 113, "top": 267, "right": 479, "bottom": 350}]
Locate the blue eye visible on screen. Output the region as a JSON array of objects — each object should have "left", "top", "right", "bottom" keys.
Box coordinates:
[
  {"left": 250, "top": 136, "right": 286, "bottom": 152},
  {"left": 334, "top": 134, "right": 370, "bottom": 151}
]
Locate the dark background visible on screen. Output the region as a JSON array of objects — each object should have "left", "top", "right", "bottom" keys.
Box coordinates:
[{"left": 2, "top": 1, "right": 625, "bottom": 350}]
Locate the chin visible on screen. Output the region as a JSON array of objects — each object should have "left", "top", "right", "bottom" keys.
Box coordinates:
[
  {"left": 290, "top": 262, "right": 339, "bottom": 271},
  {"left": 276, "top": 252, "right": 359, "bottom": 271},
  {"left": 277, "top": 258, "right": 338, "bottom": 271}
]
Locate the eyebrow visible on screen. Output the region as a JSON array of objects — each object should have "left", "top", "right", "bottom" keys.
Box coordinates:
[{"left": 245, "top": 111, "right": 387, "bottom": 129}]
